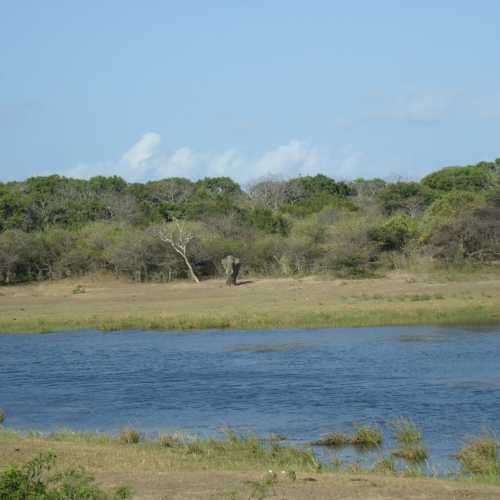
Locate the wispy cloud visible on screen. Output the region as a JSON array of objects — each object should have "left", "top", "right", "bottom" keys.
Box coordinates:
[
  {"left": 58, "top": 133, "right": 372, "bottom": 183},
  {"left": 369, "top": 91, "right": 455, "bottom": 123}
]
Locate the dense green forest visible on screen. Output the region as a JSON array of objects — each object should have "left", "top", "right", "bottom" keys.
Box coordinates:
[{"left": 0, "top": 159, "right": 499, "bottom": 285}]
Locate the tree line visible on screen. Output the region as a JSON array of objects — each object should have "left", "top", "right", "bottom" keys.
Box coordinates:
[{"left": 0, "top": 158, "right": 499, "bottom": 284}]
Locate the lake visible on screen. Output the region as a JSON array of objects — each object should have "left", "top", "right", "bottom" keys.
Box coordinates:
[{"left": 1, "top": 325, "right": 499, "bottom": 472}]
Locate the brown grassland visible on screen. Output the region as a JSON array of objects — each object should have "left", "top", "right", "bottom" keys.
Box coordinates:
[{"left": 0, "top": 269, "right": 500, "bottom": 334}]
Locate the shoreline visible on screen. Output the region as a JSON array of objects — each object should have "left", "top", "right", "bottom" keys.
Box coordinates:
[
  {"left": 1, "top": 428, "right": 499, "bottom": 499},
  {"left": 1, "top": 274, "right": 500, "bottom": 334}
]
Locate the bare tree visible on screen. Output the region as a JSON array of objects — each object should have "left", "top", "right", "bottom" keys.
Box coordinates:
[
  {"left": 247, "top": 177, "right": 288, "bottom": 210},
  {"left": 156, "top": 219, "right": 200, "bottom": 283}
]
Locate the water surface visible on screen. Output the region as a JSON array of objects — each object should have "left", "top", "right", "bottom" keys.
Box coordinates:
[{"left": 1, "top": 325, "right": 499, "bottom": 471}]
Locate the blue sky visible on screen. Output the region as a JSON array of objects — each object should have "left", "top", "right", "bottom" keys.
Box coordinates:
[{"left": 2, "top": 1, "right": 500, "bottom": 184}]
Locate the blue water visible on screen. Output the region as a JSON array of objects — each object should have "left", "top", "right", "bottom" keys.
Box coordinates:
[{"left": 1, "top": 325, "right": 500, "bottom": 471}]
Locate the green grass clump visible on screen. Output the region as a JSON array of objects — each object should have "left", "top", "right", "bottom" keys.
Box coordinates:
[
  {"left": 392, "top": 417, "right": 422, "bottom": 445},
  {"left": 351, "top": 425, "right": 382, "bottom": 448},
  {"left": 182, "top": 429, "right": 321, "bottom": 472},
  {"left": 372, "top": 456, "right": 396, "bottom": 475},
  {"left": 119, "top": 427, "right": 141, "bottom": 445},
  {"left": 390, "top": 418, "right": 427, "bottom": 464},
  {"left": 0, "top": 452, "right": 131, "bottom": 499},
  {"left": 392, "top": 444, "right": 428, "bottom": 464},
  {"left": 312, "top": 424, "right": 382, "bottom": 449},
  {"left": 0, "top": 408, "right": 4, "bottom": 425},
  {"left": 455, "top": 434, "right": 500, "bottom": 476}
]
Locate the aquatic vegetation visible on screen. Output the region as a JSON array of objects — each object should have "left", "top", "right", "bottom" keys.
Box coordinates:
[
  {"left": 391, "top": 418, "right": 427, "bottom": 464},
  {"left": 311, "top": 432, "right": 351, "bottom": 447},
  {"left": 455, "top": 434, "right": 500, "bottom": 476},
  {"left": 392, "top": 417, "right": 423, "bottom": 445},
  {"left": 312, "top": 424, "right": 382, "bottom": 449},
  {"left": 119, "top": 427, "right": 141, "bottom": 444},
  {"left": 0, "top": 408, "right": 4, "bottom": 425},
  {"left": 351, "top": 425, "right": 383, "bottom": 448},
  {"left": 392, "top": 444, "right": 428, "bottom": 464}
]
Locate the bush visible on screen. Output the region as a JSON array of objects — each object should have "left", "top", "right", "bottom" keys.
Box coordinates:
[
  {"left": 421, "top": 161, "right": 499, "bottom": 192},
  {"left": 0, "top": 452, "right": 132, "bottom": 499},
  {"left": 369, "top": 213, "right": 418, "bottom": 251}
]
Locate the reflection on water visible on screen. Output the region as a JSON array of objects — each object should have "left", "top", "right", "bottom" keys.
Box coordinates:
[{"left": 0, "top": 324, "right": 499, "bottom": 472}]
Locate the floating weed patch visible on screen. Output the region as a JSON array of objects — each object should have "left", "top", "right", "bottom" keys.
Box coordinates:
[
  {"left": 311, "top": 432, "right": 351, "bottom": 447},
  {"left": 352, "top": 425, "right": 382, "bottom": 448},
  {"left": 312, "top": 424, "right": 382, "bottom": 449},
  {"left": 392, "top": 444, "right": 428, "bottom": 464}
]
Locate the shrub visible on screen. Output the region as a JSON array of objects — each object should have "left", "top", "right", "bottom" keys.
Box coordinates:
[
  {"left": 421, "top": 161, "right": 498, "bottom": 192},
  {"left": 369, "top": 213, "right": 418, "bottom": 251},
  {"left": 0, "top": 452, "right": 131, "bottom": 499},
  {"left": 119, "top": 427, "right": 141, "bottom": 444}
]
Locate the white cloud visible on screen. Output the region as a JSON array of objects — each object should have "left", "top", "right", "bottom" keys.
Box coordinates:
[
  {"left": 58, "top": 133, "right": 377, "bottom": 183},
  {"left": 122, "top": 132, "right": 161, "bottom": 166}
]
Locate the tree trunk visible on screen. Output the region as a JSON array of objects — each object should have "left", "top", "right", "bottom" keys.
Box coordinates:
[{"left": 182, "top": 253, "right": 200, "bottom": 283}]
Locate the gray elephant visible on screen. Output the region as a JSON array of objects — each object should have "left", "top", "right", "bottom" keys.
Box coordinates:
[{"left": 221, "top": 255, "right": 241, "bottom": 286}]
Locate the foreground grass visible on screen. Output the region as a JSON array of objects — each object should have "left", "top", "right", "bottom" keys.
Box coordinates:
[
  {"left": 1, "top": 272, "right": 500, "bottom": 333},
  {"left": 1, "top": 428, "right": 500, "bottom": 499}
]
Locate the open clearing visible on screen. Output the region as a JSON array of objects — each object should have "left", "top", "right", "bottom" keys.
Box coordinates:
[{"left": 0, "top": 272, "right": 499, "bottom": 333}]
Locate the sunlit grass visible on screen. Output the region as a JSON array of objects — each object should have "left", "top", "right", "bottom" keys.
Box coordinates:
[{"left": 0, "top": 275, "right": 499, "bottom": 334}]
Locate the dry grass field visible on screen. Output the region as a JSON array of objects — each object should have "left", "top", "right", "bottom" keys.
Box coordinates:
[{"left": 0, "top": 271, "right": 500, "bottom": 333}]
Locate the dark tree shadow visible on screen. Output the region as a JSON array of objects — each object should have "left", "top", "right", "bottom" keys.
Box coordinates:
[{"left": 236, "top": 280, "right": 254, "bottom": 286}]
